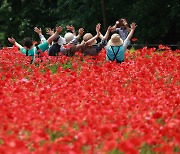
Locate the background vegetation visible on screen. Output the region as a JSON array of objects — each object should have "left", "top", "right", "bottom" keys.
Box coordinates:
[{"left": 0, "top": 0, "right": 179, "bottom": 47}]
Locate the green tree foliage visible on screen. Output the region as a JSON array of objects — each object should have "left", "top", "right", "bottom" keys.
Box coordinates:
[
  {"left": 0, "top": 0, "right": 179, "bottom": 46},
  {"left": 127, "top": 0, "right": 180, "bottom": 44},
  {"left": 0, "top": 0, "right": 11, "bottom": 46}
]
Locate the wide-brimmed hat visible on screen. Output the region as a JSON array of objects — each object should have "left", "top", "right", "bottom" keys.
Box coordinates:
[
  {"left": 82, "top": 33, "right": 97, "bottom": 45},
  {"left": 64, "top": 32, "right": 75, "bottom": 43},
  {"left": 108, "top": 34, "right": 123, "bottom": 46}
]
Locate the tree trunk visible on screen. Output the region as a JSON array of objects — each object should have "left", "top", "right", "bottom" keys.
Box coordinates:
[{"left": 101, "top": 0, "right": 107, "bottom": 31}]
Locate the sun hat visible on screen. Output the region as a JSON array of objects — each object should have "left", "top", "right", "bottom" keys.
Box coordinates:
[
  {"left": 64, "top": 32, "right": 75, "bottom": 44},
  {"left": 82, "top": 33, "right": 97, "bottom": 45},
  {"left": 107, "top": 34, "right": 123, "bottom": 46},
  {"left": 83, "top": 33, "right": 93, "bottom": 42}
]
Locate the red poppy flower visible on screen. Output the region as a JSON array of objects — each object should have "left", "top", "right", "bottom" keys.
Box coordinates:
[
  {"left": 33, "top": 41, "right": 38, "bottom": 45},
  {"left": 132, "top": 37, "right": 137, "bottom": 42},
  {"left": 0, "top": 46, "right": 180, "bottom": 153}
]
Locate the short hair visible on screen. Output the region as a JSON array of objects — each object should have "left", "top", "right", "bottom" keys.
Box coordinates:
[
  {"left": 117, "top": 18, "right": 126, "bottom": 27},
  {"left": 23, "top": 37, "right": 33, "bottom": 49},
  {"left": 64, "top": 33, "right": 75, "bottom": 43}
]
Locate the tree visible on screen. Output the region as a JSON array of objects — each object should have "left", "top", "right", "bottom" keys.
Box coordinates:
[
  {"left": 0, "top": 0, "right": 179, "bottom": 46},
  {"left": 101, "top": 0, "right": 107, "bottom": 31}
]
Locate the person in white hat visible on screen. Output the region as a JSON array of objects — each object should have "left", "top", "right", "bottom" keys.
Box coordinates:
[
  {"left": 105, "top": 22, "right": 137, "bottom": 63},
  {"left": 34, "top": 25, "right": 78, "bottom": 56},
  {"left": 59, "top": 27, "right": 84, "bottom": 56},
  {"left": 46, "top": 25, "right": 76, "bottom": 45}
]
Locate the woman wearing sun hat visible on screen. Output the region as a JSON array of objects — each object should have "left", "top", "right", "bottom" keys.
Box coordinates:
[
  {"left": 61, "top": 23, "right": 112, "bottom": 57},
  {"left": 77, "top": 23, "right": 109, "bottom": 56},
  {"left": 105, "top": 22, "right": 137, "bottom": 63}
]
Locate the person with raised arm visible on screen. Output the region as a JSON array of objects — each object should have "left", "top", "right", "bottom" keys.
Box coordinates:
[
  {"left": 72, "top": 23, "right": 112, "bottom": 56},
  {"left": 111, "top": 18, "right": 131, "bottom": 41},
  {"left": 8, "top": 26, "right": 62, "bottom": 63},
  {"left": 105, "top": 22, "right": 137, "bottom": 63},
  {"left": 34, "top": 27, "right": 47, "bottom": 44}
]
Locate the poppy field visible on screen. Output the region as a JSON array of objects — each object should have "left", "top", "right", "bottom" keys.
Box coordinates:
[{"left": 0, "top": 46, "right": 180, "bottom": 153}]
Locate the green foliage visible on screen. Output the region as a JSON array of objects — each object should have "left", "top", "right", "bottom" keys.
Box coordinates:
[
  {"left": 0, "top": 139, "right": 3, "bottom": 145},
  {"left": 140, "top": 143, "right": 155, "bottom": 154},
  {"left": 48, "top": 63, "right": 60, "bottom": 74},
  {"left": 108, "top": 148, "right": 123, "bottom": 154},
  {"left": 174, "top": 146, "right": 180, "bottom": 152},
  {"left": 0, "top": 0, "right": 179, "bottom": 46},
  {"left": 49, "top": 131, "right": 65, "bottom": 142},
  {"left": 62, "top": 61, "right": 72, "bottom": 69}
]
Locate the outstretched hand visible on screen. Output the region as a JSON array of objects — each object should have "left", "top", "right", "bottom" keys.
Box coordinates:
[
  {"left": 34, "top": 27, "right": 42, "bottom": 35},
  {"left": 130, "top": 22, "right": 137, "bottom": 30},
  {"left": 66, "top": 25, "right": 75, "bottom": 32},
  {"left": 107, "top": 26, "right": 113, "bottom": 32},
  {"left": 8, "top": 37, "right": 23, "bottom": 49},
  {"left": 56, "top": 26, "right": 63, "bottom": 33},
  {"left": 47, "top": 26, "right": 62, "bottom": 45},
  {"left": 8, "top": 37, "right": 16, "bottom": 44},
  {"left": 115, "top": 20, "right": 119, "bottom": 25},
  {"left": 96, "top": 23, "right": 101, "bottom": 37},
  {"left": 78, "top": 28, "right": 84, "bottom": 36},
  {"left": 96, "top": 23, "right": 101, "bottom": 31}
]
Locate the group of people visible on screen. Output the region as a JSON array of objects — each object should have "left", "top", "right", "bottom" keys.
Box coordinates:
[{"left": 8, "top": 18, "right": 137, "bottom": 64}]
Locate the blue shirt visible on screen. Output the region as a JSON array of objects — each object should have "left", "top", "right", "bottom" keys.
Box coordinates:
[
  {"left": 116, "top": 28, "right": 129, "bottom": 41},
  {"left": 105, "top": 38, "right": 130, "bottom": 62},
  {"left": 20, "top": 41, "right": 49, "bottom": 56}
]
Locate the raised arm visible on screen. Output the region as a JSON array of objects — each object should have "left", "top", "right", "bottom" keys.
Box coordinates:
[
  {"left": 34, "top": 27, "right": 42, "bottom": 35},
  {"left": 111, "top": 20, "right": 119, "bottom": 32},
  {"left": 123, "top": 22, "right": 137, "bottom": 50},
  {"left": 34, "top": 27, "right": 47, "bottom": 43},
  {"left": 96, "top": 23, "right": 104, "bottom": 40},
  {"left": 47, "top": 26, "right": 62, "bottom": 45},
  {"left": 126, "top": 22, "right": 137, "bottom": 40},
  {"left": 76, "top": 28, "right": 84, "bottom": 40},
  {"left": 85, "top": 23, "right": 100, "bottom": 46},
  {"left": 8, "top": 37, "right": 23, "bottom": 49},
  {"left": 103, "top": 26, "right": 112, "bottom": 40},
  {"left": 99, "top": 32, "right": 104, "bottom": 40},
  {"left": 66, "top": 25, "right": 76, "bottom": 36}
]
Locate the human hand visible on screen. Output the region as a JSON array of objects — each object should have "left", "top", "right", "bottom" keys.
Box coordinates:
[
  {"left": 107, "top": 26, "right": 113, "bottom": 32},
  {"left": 56, "top": 26, "right": 63, "bottom": 33},
  {"left": 8, "top": 37, "right": 16, "bottom": 44},
  {"left": 96, "top": 23, "right": 101, "bottom": 32},
  {"left": 66, "top": 25, "right": 75, "bottom": 33},
  {"left": 96, "top": 23, "right": 101, "bottom": 37},
  {"left": 34, "top": 27, "right": 42, "bottom": 35},
  {"left": 115, "top": 21, "right": 119, "bottom": 25},
  {"left": 130, "top": 22, "right": 137, "bottom": 30},
  {"left": 46, "top": 28, "right": 54, "bottom": 35},
  {"left": 78, "top": 28, "right": 84, "bottom": 36}
]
